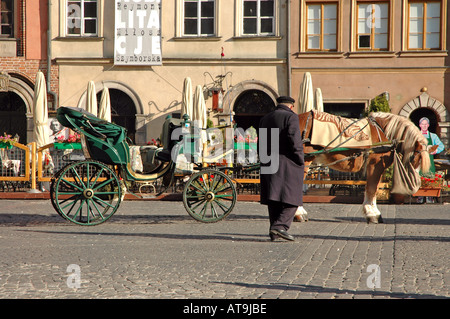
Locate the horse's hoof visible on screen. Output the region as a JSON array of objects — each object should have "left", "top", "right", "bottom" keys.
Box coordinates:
[
  {"left": 366, "top": 216, "right": 379, "bottom": 224},
  {"left": 294, "top": 215, "right": 308, "bottom": 222},
  {"left": 378, "top": 215, "right": 384, "bottom": 223}
]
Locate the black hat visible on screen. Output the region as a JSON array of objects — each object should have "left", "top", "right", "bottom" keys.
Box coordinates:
[{"left": 276, "top": 96, "right": 295, "bottom": 104}]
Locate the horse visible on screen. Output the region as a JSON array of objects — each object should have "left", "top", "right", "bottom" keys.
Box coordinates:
[{"left": 294, "top": 111, "right": 436, "bottom": 224}]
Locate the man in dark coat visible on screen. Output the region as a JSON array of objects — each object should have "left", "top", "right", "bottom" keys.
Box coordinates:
[{"left": 258, "top": 96, "right": 304, "bottom": 241}]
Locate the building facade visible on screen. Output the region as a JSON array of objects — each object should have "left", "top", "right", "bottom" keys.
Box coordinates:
[
  {"left": 2, "top": 0, "right": 448, "bottom": 151},
  {"left": 290, "top": 0, "right": 450, "bottom": 149},
  {"left": 51, "top": 0, "right": 289, "bottom": 144},
  {"left": 0, "top": 0, "right": 58, "bottom": 143}
]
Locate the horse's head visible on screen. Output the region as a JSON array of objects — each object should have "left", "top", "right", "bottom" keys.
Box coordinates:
[{"left": 411, "top": 141, "right": 437, "bottom": 173}]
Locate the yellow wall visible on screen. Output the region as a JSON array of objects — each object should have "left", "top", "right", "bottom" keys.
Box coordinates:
[{"left": 51, "top": 0, "right": 289, "bottom": 143}]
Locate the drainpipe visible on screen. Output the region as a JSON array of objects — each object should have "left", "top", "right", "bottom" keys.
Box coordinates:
[
  {"left": 47, "top": 0, "right": 58, "bottom": 109},
  {"left": 286, "top": 0, "right": 292, "bottom": 97}
]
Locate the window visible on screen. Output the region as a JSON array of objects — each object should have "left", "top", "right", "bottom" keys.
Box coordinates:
[
  {"left": 183, "top": 0, "right": 215, "bottom": 36},
  {"left": 67, "top": 0, "right": 98, "bottom": 36},
  {"left": 357, "top": 2, "right": 389, "bottom": 50},
  {"left": 408, "top": 1, "right": 441, "bottom": 50},
  {"left": 306, "top": 3, "right": 337, "bottom": 51},
  {"left": 0, "top": 0, "right": 13, "bottom": 37},
  {"left": 242, "top": 0, "right": 275, "bottom": 35}
]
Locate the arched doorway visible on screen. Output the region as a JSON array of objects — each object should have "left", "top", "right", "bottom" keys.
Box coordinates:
[
  {"left": 0, "top": 73, "right": 35, "bottom": 143},
  {"left": 0, "top": 91, "right": 27, "bottom": 143},
  {"left": 233, "top": 89, "right": 276, "bottom": 131},
  {"left": 409, "top": 107, "right": 440, "bottom": 135},
  {"left": 97, "top": 89, "right": 137, "bottom": 143},
  {"left": 399, "top": 90, "right": 449, "bottom": 150}
]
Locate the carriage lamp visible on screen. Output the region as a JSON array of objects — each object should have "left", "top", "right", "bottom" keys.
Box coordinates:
[{"left": 212, "top": 89, "right": 224, "bottom": 112}]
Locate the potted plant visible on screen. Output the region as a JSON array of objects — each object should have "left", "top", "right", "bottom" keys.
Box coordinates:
[
  {"left": 53, "top": 132, "right": 82, "bottom": 150},
  {"left": 414, "top": 173, "right": 445, "bottom": 198},
  {"left": 364, "top": 93, "right": 391, "bottom": 117},
  {"left": 0, "top": 133, "right": 18, "bottom": 149}
]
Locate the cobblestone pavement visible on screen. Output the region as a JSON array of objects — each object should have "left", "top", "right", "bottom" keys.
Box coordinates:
[{"left": 0, "top": 200, "right": 448, "bottom": 299}]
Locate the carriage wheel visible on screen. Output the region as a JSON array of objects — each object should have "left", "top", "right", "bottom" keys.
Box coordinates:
[
  {"left": 50, "top": 160, "right": 122, "bottom": 226},
  {"left": 183, "top": 169, "right": 237, "bottom": 223}
]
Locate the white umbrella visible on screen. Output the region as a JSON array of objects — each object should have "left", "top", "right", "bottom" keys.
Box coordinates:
[
  {"left": 299, "top": 72, "right": 314, "bottom": 113},
  {"left": 192, "top": 85, "right": 207, "bottom": 159},
  {"left": 193, "top": 85, "right": 207, "bottom": 130},
  {"left": 98, "top": 87, "right": 112, "bottom": 122},
  {"left": 181, "top": 77, "right": 193, "bottom": 121},
  {"left": 33, "top": 71, "right": 50, "bottom": 149},
  {"left": 86, "top": 81, "right": 98, "bottom": 116},
  {"left": 32, "top": 71, "right": 52, "bottom": 193},
  {"left": 314, "top": 88, "right": 324, "bottom": 112}
]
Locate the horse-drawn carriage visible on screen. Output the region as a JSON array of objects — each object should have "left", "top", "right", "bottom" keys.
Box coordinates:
[
  {"left": 50, "top": 106, "right": 434, "bottom": 226},
  {"left": 50, "top": 106, "right": 238, "bottom": 225}
]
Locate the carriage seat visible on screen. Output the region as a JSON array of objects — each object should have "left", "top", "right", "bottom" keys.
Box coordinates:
[
  {"left": 155, "top": 116, "right": 184, "bottom": 162},
  {"left": 140, "top": 145, "right": 162, "bottom": 173}
]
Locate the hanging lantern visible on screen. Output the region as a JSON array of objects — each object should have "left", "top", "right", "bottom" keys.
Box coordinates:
[{"left": 212, "top": 89, "right": 223, "bottom": 112}]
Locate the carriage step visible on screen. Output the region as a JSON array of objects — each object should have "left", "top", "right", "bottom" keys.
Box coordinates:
[
  {"left": 139, "top": 194, "right": 157, "bottom": 199},
  {"left": 124, "top": 189, "right": 158, "bottom": 200}
]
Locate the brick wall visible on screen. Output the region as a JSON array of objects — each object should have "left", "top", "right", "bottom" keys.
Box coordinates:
[
  {"left": 0, "top": 0, "right": 59, "bottom": 105},
  {"left": 0, "top": 57, "right": 59, "bottom": 103}
]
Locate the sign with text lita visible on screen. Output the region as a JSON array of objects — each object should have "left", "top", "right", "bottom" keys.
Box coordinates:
[{"left": 115, "top": 0, "right": 162, "bottom": 66}]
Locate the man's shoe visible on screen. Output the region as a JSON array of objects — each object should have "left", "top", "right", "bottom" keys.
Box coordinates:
[
  {"left": 269, "top": 233, "right": 279, "bottom": 241},
  {"left": 269, "top": 229, "right": 295, "bottom": 241}
]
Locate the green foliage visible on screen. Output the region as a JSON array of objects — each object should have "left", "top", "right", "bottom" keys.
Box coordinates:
[
  {"left": 382, "top": 164, "right": 394, "bottom": 188},
  {"left": 364, "top": 94, "right": 391, "bottom": 116}
]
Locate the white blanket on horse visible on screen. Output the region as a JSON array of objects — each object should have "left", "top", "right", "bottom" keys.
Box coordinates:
[{"left": 311, "top": 111, "right": 373, "bottom": 148}]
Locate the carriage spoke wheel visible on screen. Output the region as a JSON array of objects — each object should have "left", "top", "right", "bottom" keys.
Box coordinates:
[
  {"left": 50, "top": 160, "right": 122, "bottom": 226},
  {"left": 183, "top": 169, "right": 237, "bottom": 223}
]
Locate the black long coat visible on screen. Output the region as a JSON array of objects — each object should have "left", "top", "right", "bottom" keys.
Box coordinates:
[{"left": 258, "top": 104, "right": 305, "bottom": 206}]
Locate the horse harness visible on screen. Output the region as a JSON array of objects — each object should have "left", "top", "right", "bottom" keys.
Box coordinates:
[{"left": 302, "top": 111, "right": 400, "bottom": 168}]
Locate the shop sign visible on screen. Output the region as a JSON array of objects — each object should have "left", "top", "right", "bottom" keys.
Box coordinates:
[{"left": 115, "top": 0, "right": 162, "bottom": 65}]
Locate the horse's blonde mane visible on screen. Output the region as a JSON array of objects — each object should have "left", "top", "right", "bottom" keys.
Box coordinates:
[{"left": 370, "top": 112, "right": 431, "bottom": 172}]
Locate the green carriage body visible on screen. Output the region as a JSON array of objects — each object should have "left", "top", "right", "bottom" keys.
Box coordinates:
[
  {"left": 57, "top": 106, "right": 133, "bottom": 166},
  {"left": 51, "top": 106, "right": 236, "bottom": 225},
  {"left": 57, "top": 106, "right": 183, "bottom": 182}
]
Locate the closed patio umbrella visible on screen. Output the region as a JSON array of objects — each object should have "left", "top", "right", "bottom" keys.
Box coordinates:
[
  {"left": 193, "top": 85, "right": 207, "bottom": 132},
  {"left": 32, "top": 71, "right": 52, "bottom": 193},
  {"left": 98, "top": 87, "right": 112, "bottom": 122},
  {"left": 86, "top": 81, "right": 98, "bottom": 116},
  {"left": 33, "top": 71, "right": 50, "bottom": 149},
  {"left": 192, "top": 85, "right": 207, "bottom": 160},
  {"left": 299, "top": 72, "right": 314, "bottom": 113},
  {"left": 315, "top": 88, "right": 324, "bottom": 112},
  {"left": 181, "top": 77, "right": 193, "bottom": 121}
]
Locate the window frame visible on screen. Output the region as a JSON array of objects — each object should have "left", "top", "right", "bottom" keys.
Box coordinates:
[
  {"left": 0, "top": 0, "right": 14, "bottom": 38},
  {"left": 241, "top": 0, "right": 276, "bottom": 36},
  {"left": 182, "top": 0, "right": 217, "bottom": 37},
  {"left": 407, "top": 0, "right": 443, "bottom": 50},
  {"left": 305, "top": 1, "right": 339, "bottom": 52},
  {"left": 66, "top": 0, "right": 99, "bottom": 37},
  {"left": 355, "top": 1, "right": 390, "bottom": 51}
]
